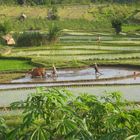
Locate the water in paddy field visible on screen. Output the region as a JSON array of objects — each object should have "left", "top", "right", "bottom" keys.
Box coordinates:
[
  {"left": 1, "top": 85, "right": 140, "bottom": 107},
  {"left": 11, "top": 67, "right": 140, "bottom": 83}
]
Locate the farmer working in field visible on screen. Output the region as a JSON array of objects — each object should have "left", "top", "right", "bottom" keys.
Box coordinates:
[
  {"left": 94, "top": 63, "right": 102, "bottom": 75},
  {"left": 97, "top": 35, "right": 101, "bottom": 47},
  {"left": 52, "top": 64, "right": 58, "bottom": 77},
  {"left": 97, "top": 35, "right": 101, "bottom": 43}
]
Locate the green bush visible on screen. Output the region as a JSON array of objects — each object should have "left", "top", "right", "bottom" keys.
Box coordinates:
[
  {"left": 6, "top": 88, "right": 140, "bottom": 140},
  {"left": 0, "top": 117, "right": 7, "bottom": 140},
  {"left": 0, "top": 0, "right": 139, "bottom": 5},
  {"left": 0, "top": 21, "right": 12, "bottom": 35},
  {"left": 47, "top": 23, "right": 62, "bottom": 43},
  {"left": 112, "top": 19, "right": 122, "bottom": 34},
  {"left": 15, "top": 24, "right": 62, "bottom": 46},
  {"left": 16, "top": 32, "right": 48, "bottom": 47},
  {"left": 47, "top": 6, "right": 59, "bottom": 20}
]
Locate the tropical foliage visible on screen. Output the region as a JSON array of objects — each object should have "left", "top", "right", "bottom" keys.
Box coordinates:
[
  {"left": 0, "top": 0, "right": 139, "bottom": 5},
  {"left": 15, "top": 24, "right": 61, "bottom": 46},
  {"left": 105, "top": 5, "right": 134, "bottom": 34},
  {"left": 16, "top": 32, "right": 48, "bottom": 47},
  {"left": 89, "top": 5, "right": 134, "bottom": 34},
  {"left": 0, "top": 21, "right": 12, "bottom": 35},
  {"left": 0, "top": 116, "right": 8, "bottom": 140},
  {"left": 0, "top": 88, "right": 139, "bottom": 140},
  {"left": 47, "top": 24, "right": 62, "bottom": 43}
]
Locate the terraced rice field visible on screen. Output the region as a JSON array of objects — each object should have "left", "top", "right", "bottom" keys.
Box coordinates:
[
  {"left": 0, "top": 32, "right": 140, "bottom": 112},
  {"left": 7, "top": 33, "right": 140, "bottom": 70}
]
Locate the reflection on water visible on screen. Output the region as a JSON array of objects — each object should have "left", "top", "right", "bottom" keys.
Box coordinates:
[{"left": 1, "top": 85, "right": 140, "bottom": 107}]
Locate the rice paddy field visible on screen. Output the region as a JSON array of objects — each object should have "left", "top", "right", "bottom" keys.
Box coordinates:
[
  {"left": 1, "top": 85, "right": 140, "bottom": 107},
  {"left": 0, "top": 3, "right": 140, "bottom": 139},
  {"left": 0, "top": 31, "right": 139, "bottom": 87},
  {"left": 2, "top": 32, "right": 139, "bottom": 71},
  {"left": 0, "top": 5, "right": 140, "bottom": 115}
]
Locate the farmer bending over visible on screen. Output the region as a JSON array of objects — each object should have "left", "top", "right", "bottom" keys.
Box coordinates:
[
  {"left": 52, "top": 64, "right": 58, "bottom": 77},
  {"left": 94, "top": 63, "right": 102, "bottom": 75}
]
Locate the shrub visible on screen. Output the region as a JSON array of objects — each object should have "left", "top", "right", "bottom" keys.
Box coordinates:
[
  {"left": 112, "top": 19, "right": 122, "bottom": 34},
  {"left": 89, "top": 4, "right": 134, "bottom": 34},
  {"left": 47, "top": 6, "right": 59, "bottom": 20},
  {"left": 0, "top": 21, "right": 12, "bottom": 35},
  {"left": 104, "top": 5, "right": 134, "bottom": 34},
  {"left": 17, "top": 0, "right": 26, "bottom": 5},
  {"left": 47, "top": 24, "right": 62, "bottom": 43},
  {"left": 8, "top": 88, "right": 140, "bottom": 140},
  {"left": 0, "top": 117, "right": 7, "bottom": 140},
  {"left": 16, "top": 32, "right": 48, "bottom": 47}
]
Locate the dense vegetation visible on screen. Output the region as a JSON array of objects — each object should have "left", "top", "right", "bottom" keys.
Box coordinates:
[
  {"left": 0, "top": 2, "right": 139, "bottom": 73},
  {"left": 0, "top": 1, "right": 139, "bottom": 139},
  {"left": 0, "top": 0, "right": 139, "bottom": 5},
  {"left": 0, "top": 33, "right": 140, "bottom": 73},
  {"left": 0, "top": 4, "right": 139, "bottom": 34},
  {"left": 14, "top": 24, "right": 61, "bottom": 46},
  {"left": 16, "top": 32, "right": 48, "bottom": 47},
  {"left": 0, "top": 2, "right": 139, "bottom": 35},
  {"left": 1, "top": 88, "right": 140, "bottom": 140}
]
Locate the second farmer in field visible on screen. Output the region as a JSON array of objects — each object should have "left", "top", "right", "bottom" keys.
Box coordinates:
[{"left": 94, "top": 63, "right": 102, "bottom": 75}]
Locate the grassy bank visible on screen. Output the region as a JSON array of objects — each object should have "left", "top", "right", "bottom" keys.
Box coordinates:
[{"left": 0, "top": 59, "right": 33, "bottom": 71}]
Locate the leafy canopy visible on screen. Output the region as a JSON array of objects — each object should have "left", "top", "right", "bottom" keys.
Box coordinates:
[{"left": 4, "top": 87, "right": 140, "bottom": 140}]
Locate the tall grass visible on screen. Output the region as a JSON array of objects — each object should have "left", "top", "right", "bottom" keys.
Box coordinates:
[
  {"left": 0, "top": 4, "right": 138, "bottom": 32},
  {"left": 1, "top": 18, "right": 111, "bottom": 32},
  {"left": 16, "top": 32, "right": 48, "bottom": 47}
]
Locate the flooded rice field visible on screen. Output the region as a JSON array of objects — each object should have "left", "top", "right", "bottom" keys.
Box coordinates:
[
  {"left": 0, "top": 66, "right": 139, "bottom": 90},
  {"left": 11, "top": 67, "right": 140, "bottom": 83},
  {"left": 0, "top": 66, "right": 140, "bottom": 109},
  {"left": 1, "top": 85, "right": 140, "bottom": 107}
]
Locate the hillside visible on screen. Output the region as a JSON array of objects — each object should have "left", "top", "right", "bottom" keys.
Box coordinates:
[
  {"left": 0, "top": 0, "right": 140, "bottom": 5},
  {"left": 0, "top": 4, "right": 139, "bottom": 33}
]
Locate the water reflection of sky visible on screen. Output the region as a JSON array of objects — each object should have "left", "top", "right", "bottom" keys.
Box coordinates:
[
  {"left": 93, "top": 76, "right": 140, "bottom": 84},
  {"left": 11, "top": 67, "right": 140, "bottom": 83},
  {"left": 1, "top": 85, "right": 140, "bottom": 107}
]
